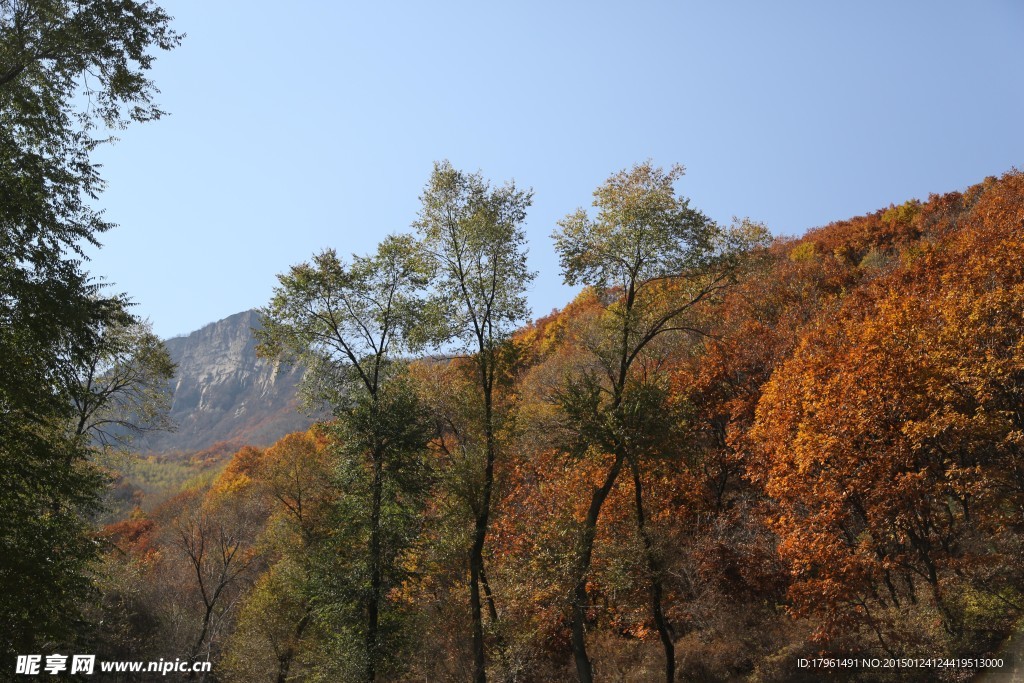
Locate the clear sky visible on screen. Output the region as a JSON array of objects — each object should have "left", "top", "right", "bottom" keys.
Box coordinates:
[{"left": 82, "top": 0, "right": 1024, "bottom": 339}]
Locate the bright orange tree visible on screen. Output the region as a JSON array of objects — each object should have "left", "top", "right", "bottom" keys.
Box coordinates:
[{"left": 751, "top": 171, "right": 1024, "bottom": 652}]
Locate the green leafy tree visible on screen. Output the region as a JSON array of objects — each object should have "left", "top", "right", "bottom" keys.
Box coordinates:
[
  {"left": 414, "top": 160, "right": 534, "bottom": 683},
  {"left": 551, "top": 161, "right": 768, "bottom": 683},
  {"left": 0, "top": 0, "right": 179, "bottom": 658},
  {"left": 1, "top": 0, "right": 180, "bottom": 422},
  {"left": 62, "top": 312, "right": 176, "bottom": 446},
  {"left": 258, "top": 235, "right": 432, "bottom": 681},
  {"left": 0, "top": 418, "right": 106, "bottom": 657}
]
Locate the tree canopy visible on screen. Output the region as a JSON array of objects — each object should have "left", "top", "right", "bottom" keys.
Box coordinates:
[{"left": 0, "top": 0, "right": 179, "bottom": 657}]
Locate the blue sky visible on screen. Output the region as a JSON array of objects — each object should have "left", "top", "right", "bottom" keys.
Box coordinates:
[{"left": 83, "top": 1, "right": 1024, "bottom": 338}]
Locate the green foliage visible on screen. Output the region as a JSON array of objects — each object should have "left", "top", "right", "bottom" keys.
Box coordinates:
[
  {"left": 554, "top": 163, "right": 769, "bottom": 387},
  {"left": 118, "top": 452, "right": 228, "bottom": 503},
  {"left": 63, "top": 314, "right": 176, "bottom": 446},
  {"left": 857, "top": 246, "right": 888, "bottom": 269},
  {"left": 554, "top": 163, "right": 714, "bottom": 290},
  {"left": 414, "top": 160, "right": 535, "bottom": 680},
  {"left": 0, "top": 0, "right": 179, "bottom": 657},
  {"left": 332, "top": 373, "right": 433, "bottom": 493},
  {"left": 414, "top": 159, "right": 535, "bottom": 353},
  {"left": 260, "top": 234, "right": 436, "bottom": 680},
  {"left": 556, "top": 364, "right": 687, "bottom": 464},
  {"left": 308, "top": 379, "right": 433, "bottom": 679},
  {"left": 1, "top": 0, "right": 180, "bottom": 420},
  {"left": 550, "top": 162, "right": 769, "bottom": 454},
  {"left": 258, "top": 234, "right": 428, "bottom": 410},
  {"left": 788, "top": 241, "right": 816, "bottom": 262},
  {"left": 0, "top": 423, "right": 104, "bottom": 656},
  {"left": 82, "top": 170, "right": 1024, "bottom": 680},
  {"left": 881, "top": 199, "right": 921, "bottom": 227},
  {"left": 550, "top": 161, "right": 770, "bottom": 682},
  {"left": 220, "top": 558, "right": 312, "bottom": 683}
]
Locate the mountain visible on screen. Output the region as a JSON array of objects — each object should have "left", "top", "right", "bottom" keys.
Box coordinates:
[{"left": 138, "top": 310, "right": 316, "bottom": 454}]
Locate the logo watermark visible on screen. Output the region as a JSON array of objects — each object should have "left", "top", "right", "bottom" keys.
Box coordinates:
[{"left": 15, "top": 655, "right": 211, "bottom": 676}]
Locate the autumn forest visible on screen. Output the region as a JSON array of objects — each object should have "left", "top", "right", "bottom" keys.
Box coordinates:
[
  {"left": 70, "top": 164, "right": 1020, "bottom": 683},
  {"left": 3, "top": 2, "right": 1024, "bottom": 682}
]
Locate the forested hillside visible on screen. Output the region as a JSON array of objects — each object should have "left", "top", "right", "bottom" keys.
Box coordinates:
[
  {"left": 4, "top": 2, "right": 1022, "bottom": 681},
  {"left": 91, "top": 169, "right": 1024, "bottom": 681}
]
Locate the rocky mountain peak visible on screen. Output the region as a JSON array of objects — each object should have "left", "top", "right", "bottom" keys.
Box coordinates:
[{"left": 140, "top": 310, "right": 314, "bottom": 454}]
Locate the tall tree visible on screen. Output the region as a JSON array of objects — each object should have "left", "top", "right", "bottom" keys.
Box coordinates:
[
  {"left": 1, "top": 0, "right": 180, "bottom": 420},
  {"left": 0, "top": 0, "right": 179, "bottom": 656},
  {"left": 551, "top": 161, "right": 768, "bottom": 682},
  {"left": 414, "top": 160, "right": 534, "bottom": 682},
  {"left": 258, "top": 235, "right": 431, "bottom": 681}
]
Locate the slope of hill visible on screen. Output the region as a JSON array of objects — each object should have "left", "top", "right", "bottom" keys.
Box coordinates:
[
  {"left": 139, "top": 309, "right": 316, "bottom": 454},
  {"left": 94, "top": 171, "right": 1024, "bottom": 680}
]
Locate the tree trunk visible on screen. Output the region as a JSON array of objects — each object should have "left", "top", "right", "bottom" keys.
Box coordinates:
[
  {"left": 187, "top": 605, "right": 212, "bottom": 681},
  {"left": 629, "top": 456, "right": 675, "bottom": 683},
  {"left": 366, "top": 451, "right": 384, "bottom": 682},
  {"left": 470, "top": 375, "right": 496, "bottom": 683},
  {"left": 470, "top": 537, "right": 487, "bottom": 683},
  {"left": 571, "top": 450, "right": 626, "bottom": 683},
  {"left": 480, "top": 562, "right": 499, "bottom": 624},
  {"left": 276, "top": 609, "right": 311, "bottom": 683}
]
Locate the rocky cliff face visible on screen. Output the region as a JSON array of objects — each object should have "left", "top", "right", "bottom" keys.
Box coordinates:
[{"left": 139, "top": 310, "right": 315, "bottom": 454}]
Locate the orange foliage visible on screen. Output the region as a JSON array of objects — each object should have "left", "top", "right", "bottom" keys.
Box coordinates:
[
  {"left": 751, "top": 170, "right": 1024, "bottom": 641},
  {"left": 94, "top": 171, "right": 1024, "bottom": 676}
]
